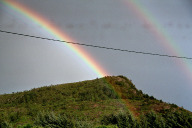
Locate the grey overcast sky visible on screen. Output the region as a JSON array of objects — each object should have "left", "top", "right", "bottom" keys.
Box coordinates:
[{"left": 0, "top": 0, "right": 192, "bottom": 111}]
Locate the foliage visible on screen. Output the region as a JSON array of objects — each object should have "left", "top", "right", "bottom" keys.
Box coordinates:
[
  {"left": 0, "top": 76, "right": 192, "bottom": 127},
  {"left": 101, "top": 112, "right": 140, "bottom": 128},
  {"left": 17, "top": 124, "right": 34, "bottom": 128},
  {"left": 0, "top": 121, "right": 13, "bottom": 128},
  {"left": 34, "top": 111, "right": 74, "bottom": 128},
  {"left": 96, "top": 125, "right": 118, "bottom": 128},
  {"left": 140, "top": 111, "right": 166, "bottom": 128},
  {"left": 163, "top": 111, "right": 192, "bottom": 128},
  {"left": 74, "top": 120, "right": 94, "bottom": 128}
]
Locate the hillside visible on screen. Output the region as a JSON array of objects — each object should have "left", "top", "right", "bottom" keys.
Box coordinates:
[{"left": 0, "top": 76, "right": 192, "bottom": 128}]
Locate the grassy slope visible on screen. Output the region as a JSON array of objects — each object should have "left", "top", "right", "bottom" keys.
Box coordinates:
[{"left": 0, "top": 76, "right": 191, "bottom": 127}]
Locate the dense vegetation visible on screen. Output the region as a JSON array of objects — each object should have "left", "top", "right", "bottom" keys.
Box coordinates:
[{"left": 0, "top": 76, "right": 192, "bottom": 128}]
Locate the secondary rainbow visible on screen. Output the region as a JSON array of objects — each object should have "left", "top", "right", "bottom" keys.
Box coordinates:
[
  {"left": 123, "top": 0, "right": 192, "bottom": 83},
  {"left": 2, "top": 0, "right": 108, "bottom": 78}
]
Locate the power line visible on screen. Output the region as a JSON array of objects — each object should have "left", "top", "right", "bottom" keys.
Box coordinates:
[{"left": 0, "top": 29, "right": 192, "bottom": 60}]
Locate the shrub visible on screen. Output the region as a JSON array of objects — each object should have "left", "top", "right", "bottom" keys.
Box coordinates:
[
  {"left": 163, "top": 111, "right": 192, "bottom": 128},
  {"left": 9, "top": 112, "right": 21, "bottom": 122},
  {"left": 116, "top": 112, "right": 139, "bottom": 128},
  {"left": 170, "top": 103, "right": 177, "bottom": 108},
  {"left": 102, "top": 85, "right": 118, "bottom": 99},
  {"left": 17, "top": 124, "right": 33, "bottom": 128},
  {"left": 74, "top": 121, "right": 93, "bottom": 128},
  {"left": 0, "top": 121, "right": 13, "bottom": 128},
  {"left": 140, "top": 111, "right": 165, "bottom": 128},
  {"left": 101, "top": 112, "right": 139, "bottom": 128},
  {"left": 115, "top": 81, "right": 125, "bottom": 86},
  {"left": 101, "top": 114, "right": 118, "bottom": 125},
  {"left": 34, "top": 111, "right": 74, "bottom": 128},
  {"left": 96, "top": 125, "right": 118, "bottom": 128}
]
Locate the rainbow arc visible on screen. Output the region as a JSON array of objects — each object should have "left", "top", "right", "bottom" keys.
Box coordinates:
[
  {"left": 2, "top": 0, "right": 108, "bottom": 78},
  {"left": 124, "top": 0, "right": 192, "bottom": 83}
]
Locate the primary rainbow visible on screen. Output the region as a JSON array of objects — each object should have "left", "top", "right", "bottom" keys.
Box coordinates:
[
  {"left": 124, "top": 0, "right": 192, "bottom": 83},
  {"left": 2, "top": 0, "right": 108, "bottom": 78}
]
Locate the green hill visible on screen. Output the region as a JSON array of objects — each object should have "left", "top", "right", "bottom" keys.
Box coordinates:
[{"left": 0, "top": 76, "right": 192, "bottom": 128}]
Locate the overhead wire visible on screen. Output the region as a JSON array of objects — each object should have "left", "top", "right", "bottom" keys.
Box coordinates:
[{"left": 0, "top": 29, "right": 192, "bottom": 60}]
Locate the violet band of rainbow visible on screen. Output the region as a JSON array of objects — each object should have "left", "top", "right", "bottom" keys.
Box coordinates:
[{"left": 2, "top": 0, "right": 108, "bottom": 78}]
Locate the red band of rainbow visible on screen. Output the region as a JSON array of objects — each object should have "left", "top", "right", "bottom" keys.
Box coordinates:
[{"left": 2, "top": 0, "right": 108, "bottom": 78}]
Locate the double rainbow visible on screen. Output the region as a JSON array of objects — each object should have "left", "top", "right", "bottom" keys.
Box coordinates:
[
  {"left": 1, "top": 0, "right": 108, "bottom": 78},
  {"left": 2, "top": 0, "right": 192, "bottom": 84}
]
